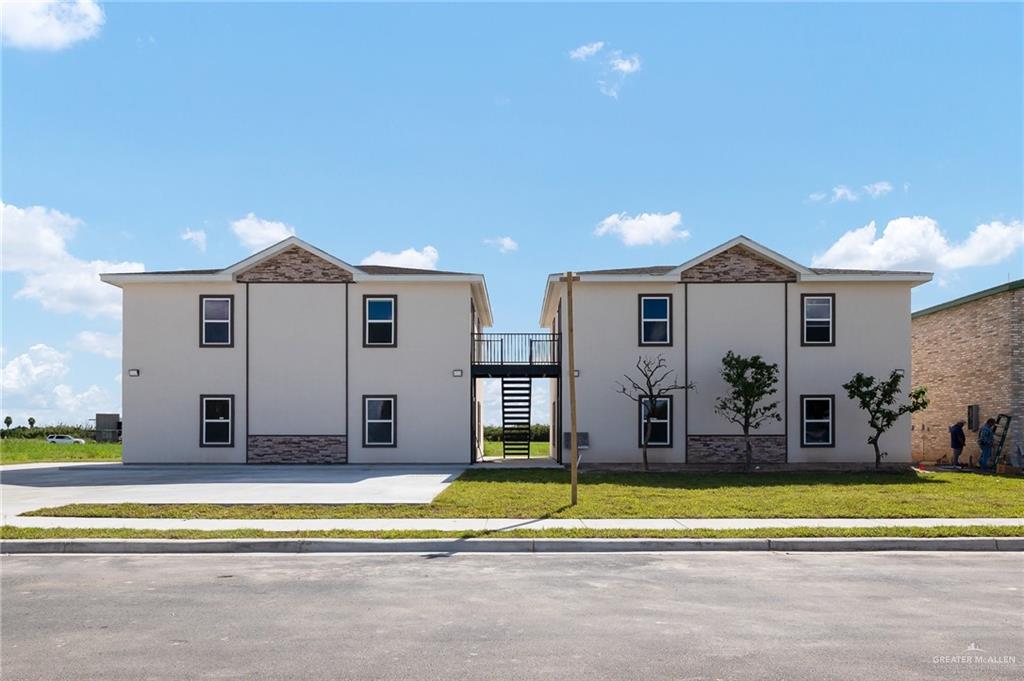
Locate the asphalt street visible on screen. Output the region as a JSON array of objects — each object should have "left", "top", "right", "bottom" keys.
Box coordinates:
[{"left": 2, "top": 552, "right": 1022, "bottom": 680}]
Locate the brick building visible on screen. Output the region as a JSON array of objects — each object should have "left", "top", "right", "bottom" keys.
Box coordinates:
[{"left": 911, "top": 279, "right": 1023, "bottom": 464}]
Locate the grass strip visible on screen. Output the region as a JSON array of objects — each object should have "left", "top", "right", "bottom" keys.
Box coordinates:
[
  {"left": 24, "top": 469, "right": 1024, "bottom": 519},
  {"left": 2, "top": 525, "right": 1022, "bottom": 541}
]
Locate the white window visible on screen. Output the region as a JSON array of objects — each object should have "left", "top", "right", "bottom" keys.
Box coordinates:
[
  {"left": 364, "top": 296, "right": 396, "bottom": 346},
  {"left": 639, "top": 396, "right": 672, "bottom": 447},
  {"left": 201, "top": 396, "right": 233, "bottom": 447},
  {"left": 802, "top": 295, "right": 833, "bottom": 345},
  {"left": 802, "top": 396, "right": 834, "bottom": 447},
  {"left": 639, "top": 295, "right": 671, "bottom": 345},
  {"left": 201, "top": 296, "right": 233, "bottom": 347},
  {"left": 364, "top": 396, "right": 396, "bottom": 447}
]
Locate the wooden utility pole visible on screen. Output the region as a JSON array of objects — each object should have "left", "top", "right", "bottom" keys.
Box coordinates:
[{"left": 561, "top": 271, "right": 581, "bottom": 505}]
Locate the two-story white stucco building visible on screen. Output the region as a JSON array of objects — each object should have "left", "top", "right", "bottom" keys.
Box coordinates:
[
  {"left": 104, "top": 234, "right": 930, "bottom": 467},
  {"left": 102, "top": 237, "right": 493, "bottom": 464},
  {"left": 538, "top": 236, "right": 932, "bottom": 466}
]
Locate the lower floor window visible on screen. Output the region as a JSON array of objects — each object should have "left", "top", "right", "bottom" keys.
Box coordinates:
[
  {"left": 802, "top": 395, "right": 834, "bottom": 447},
  {"left": 364, "top": 395, "right": 396, "bottom": 447},
  {"left": 639, "top": 396, "right": 672, "bottom": 447},
  {"left": 201, "top": 395, "right": 233, "bottom": 446}
]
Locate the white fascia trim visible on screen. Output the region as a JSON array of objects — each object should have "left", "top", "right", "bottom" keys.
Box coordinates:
[
  {"left": 799, "top": 273, "right": 933, "bottom": 285},
  {"left": 223, "top": 236, "right": 364, "bottom": 279},
  {"left": 666, "top": 235, "right": 811, "bottom": 278},
  {"left": 100, "top": 273, "right": 234, "bottom": 287}
]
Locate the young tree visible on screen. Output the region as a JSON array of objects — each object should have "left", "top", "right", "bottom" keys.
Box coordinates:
[
  {"left": 615, "top": 355, "right": 693, "bottom": 470},
  {"left": 3, "top": 416, "right": 11, "bottom": 430},
  {"left": 714, "top": 351, "right": 781, "bottom": 471},
  {"left": 27, "top": 417, "right": 36, "bottom": 429},
  {"left": 843, "top": 371, "right": 929, "bottom": 468}
]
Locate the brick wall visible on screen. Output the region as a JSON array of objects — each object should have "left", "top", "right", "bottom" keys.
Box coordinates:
[
  {"left": 236, "top": 246, "right": 354, "bottom": 283},
  {"left": 911, "top": 288, "right": 1020, "bottom": 463},
  {"left": 247, "top": 435, "right": 348, "bottom": 464},
  {"left": 686, "top": 435, "right": 787, "bottom": 464},
  {"left": 680, "top": 246, "right": 797, "bottom": 283}
]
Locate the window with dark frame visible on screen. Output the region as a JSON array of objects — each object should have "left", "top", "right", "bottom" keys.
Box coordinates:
[
  {"left": 364, "top": 396, "right": 396, "bottom": 447},
  {"left": 201, "top": 395, "right": 233, "bottom": 447},
  {"left": 967, "top": 404, "right": 980, "bottom": 432},
  {"left": 638, "top": 396, "right": 672, "bottom": 447},
  {"left": 364, "top": 296, "right": 396, "bottom": 346},
  {"left": 801, "top": 395, "right": 834, "bottom": 447},
  {"left": 639, "top": 295, "right": 671, "bottom": 345},
  {"left": 200, "top": 296, "right": 233, "bottom": 347},
  {"left": 802, "top": 294, "right": 834, "bottom": 345}
]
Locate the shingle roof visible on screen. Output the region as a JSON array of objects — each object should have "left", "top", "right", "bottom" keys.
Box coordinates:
[
  {"left": 116, "top": 269, "right": 222, "bottom": 275},
  {"left": 810, "top": 267, "right": 932, "bottom": 276},
  {"left": 559, "top": 265, "right": 931, "bottom": 277},
  {"left": 570, "top": 265, "right": 676, "bottom": 276},
  {"left": 357, "top": 265, "right": 479, "bottom": 276}
]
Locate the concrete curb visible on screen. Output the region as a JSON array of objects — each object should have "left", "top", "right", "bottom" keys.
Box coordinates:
[{"left": 2, "top": 537, "right": 1022, "bottom": 554}]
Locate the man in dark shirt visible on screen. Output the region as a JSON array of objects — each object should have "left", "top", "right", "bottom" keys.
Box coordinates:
[{"left": 948, "top": 420, "right": 966, "bottom": 467}]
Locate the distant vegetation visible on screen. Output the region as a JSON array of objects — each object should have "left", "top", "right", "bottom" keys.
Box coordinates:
[
  {"left": 1, "top": 424, "right": 97, "bottom": 440},
  {"left": 483, "top": 424, "right": 549, "bottom": 442}
]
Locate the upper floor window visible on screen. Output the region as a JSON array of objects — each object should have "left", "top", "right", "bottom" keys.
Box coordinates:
[
  {"left": 639, "top": 294, "right": 672, "bottom": 346},
  {"left": 801, "top": 294, "right": 834, "bottom": 346},
  {"left": 364, "top": 295, "right": 397, "bottom": 347},
  {"left": 201, "top": 395, "right": 234, "bottom": 447},
  {"left": 200, "top": 295, "right": 233, "bottom": 347},
  {"left": 801, "top": 395, "right": 834, "bottom": 447}
]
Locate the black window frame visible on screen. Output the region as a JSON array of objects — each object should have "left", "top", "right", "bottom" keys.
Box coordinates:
[
  {"left": 199, "top": 295, "right": 234, "bottom": 348},
  {"left": 967, "top": 404, "right": 980, "bottom": 432},
  {"left": 637, "top": 395, "right": 673, "bottom": 448},
  {"left": 801, "top": 394, "right": 835, "bottom": 448},
  {"left": 363, "top": 394, "right": 397, "bottom": 448},
  {"left": 638, "top": 294, "right": 673, "bottom": 347},
  {"left": 363, "top": 295, "right": 398, "bottom": 348},
  {"left": 199, "top": 394, "right": 234, "bottom": 448},
  {"left": 801, "top": 293, "right": 835, "bottom": 347}
]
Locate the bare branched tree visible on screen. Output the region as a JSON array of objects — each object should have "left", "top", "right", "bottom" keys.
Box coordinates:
[{"left": 616, "top": 355, "right": 694, "bottom": 470}]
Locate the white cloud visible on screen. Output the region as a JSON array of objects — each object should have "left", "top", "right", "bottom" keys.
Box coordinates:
[
  {"left": 1, "top": 0, "right": 105, "bottom": 51},
  {"left": 830, "top": 185, "right": 859, "bottom": 203},
  {"left": 1, "top": 344, "right": 115, "bottom": 425},
  {"left": 807, "top": 192, "right": 828, "bottom": 203},
  {"left": 862, "top": 181, "right": 893, "bottom": 199},
  {"left": 569, "top": 41, "right": 604, "bottom": 61},
  {"left": 230, "top": 213, "right": 296, "bottom": 252},
  {"left": 70, "top": 331, "right": 121, "bottom": 359},
  {"left": 812, "top": 216, "right": 1024, "bottom": 271},
  {"left": 360, "top": 245, "right": 439, "bottom": 270},
  {"left": 181, "top": 228, "right": 207, "bottom": 252},
  {"left": 610, "top": 53, "right": 641, "bottom": 74},
  {"left": 594, "top": 211, "right": 688, "bottom": 246},
  {"left": 1, "top": 344, "right": 70, "bottom": 393},
  {"left": 484, "top": 236, "right": 518, "bottom": 254},
  {"left": 1, "top": 202, "right": 144, "bottom": 319}
]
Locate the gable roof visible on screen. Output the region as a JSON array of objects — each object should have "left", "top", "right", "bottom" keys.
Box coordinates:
[
  {"left": 912, "top": 278, "right": 1023, "bottom": 318},
  {"left": 99, "top": 236, "right": 493, "bottom": 326},
  {"left": 538, "top": 234, "right": 933, "bottom": 325}
]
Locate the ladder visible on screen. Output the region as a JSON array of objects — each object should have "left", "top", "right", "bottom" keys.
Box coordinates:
[
  {"left": 993, "top": 414, "right": 1013, "bottom": 465},
  {"left": 501, "top": 377, "right": 532, "bottom": 457}
]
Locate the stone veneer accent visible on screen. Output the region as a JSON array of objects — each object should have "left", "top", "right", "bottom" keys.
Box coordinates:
[
  {"left": 236, "top": 246, "right": 354, "bottom": 283},
  {"left": 247, "top": 435, "right": 348, "bottom": 464},
  {"left": 686, "top": 435, "right": 787, "bottom": 464},
  {"left": 680, "top": 245, "right": 797, "bottom": 283},
  {"left": 911, "top": 286, "right": 1022, "bottom": 463}
]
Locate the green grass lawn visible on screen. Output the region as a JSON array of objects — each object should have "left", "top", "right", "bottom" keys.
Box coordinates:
[
  {"left": 0, "top": 439, "right": 122, "bottom": 464},
  {"left": 27, "top": 469, "right": 1024, "bottom": 519},
  {"left": 482, "top": 440, "right": 550, "bottom": 458},
  {"left": 3, "top": 524, "right": 1022, "bottom": 541}
]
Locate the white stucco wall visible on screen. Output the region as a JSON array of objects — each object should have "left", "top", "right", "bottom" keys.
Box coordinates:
[
  {"left": 556, "top": 282, "right": 687, "bottom": 464},
  {"left": 787, "top": 282, "right": 913, "bottom": 462},
  {"left": 347, "top": 282, "right": 474, "bottom": 463},
  {"left": 687, "top": 283, "right": 786, "bottom": 436},
  {"left": 248, "top": 284, "right": 347, "bottom": 436},
  {"left": 121, "top": 283, "right": 247, "bottom": 463}
]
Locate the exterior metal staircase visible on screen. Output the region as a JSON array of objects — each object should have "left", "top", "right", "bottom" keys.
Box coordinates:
[{"left": 501, "top": 377, "right": 532, "bottom": 457}]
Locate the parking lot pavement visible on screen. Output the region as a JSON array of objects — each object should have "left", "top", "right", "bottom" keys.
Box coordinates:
[
  {"left": 2, "top": 552, "right": 1022, "bottom": 680},
  {"left": 0, "top": 462, "right": 465, "bottom": 517}
]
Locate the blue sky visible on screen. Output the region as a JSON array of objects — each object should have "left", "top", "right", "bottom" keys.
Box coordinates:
[{"left": 2, "top": 1, "right": 1022, "bottom": 425}]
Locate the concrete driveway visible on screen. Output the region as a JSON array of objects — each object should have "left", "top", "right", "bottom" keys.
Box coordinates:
[{"left": 0, "top": 462, "right": 466, "bottom": 518}]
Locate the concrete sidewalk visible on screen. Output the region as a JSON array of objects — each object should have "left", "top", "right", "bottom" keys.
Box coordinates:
[{"left": 5, "top": 515, "right": 1022, "bottom": 531}]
